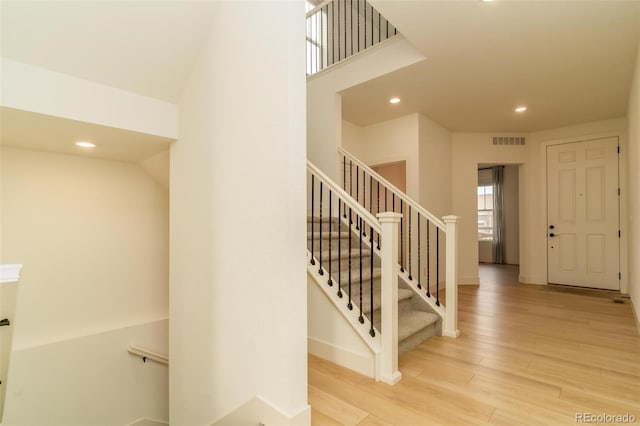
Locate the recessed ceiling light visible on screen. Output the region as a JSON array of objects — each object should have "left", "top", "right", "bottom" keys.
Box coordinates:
[
  {"left": 515, "top": 106, "right": 528, "bottom": 113},
  {"left": 389, "top": 97, "right": 401, "bottom": 104},
  {"left": 482, "top": 0, "right": 494, "bottom": 2},
  {"left": 75, "top": 141, "right": 96, "bottom": 148}
]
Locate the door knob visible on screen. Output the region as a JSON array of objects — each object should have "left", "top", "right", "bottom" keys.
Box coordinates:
[
  {"left": 549, "top": 233, "right": 555, "bottom": 238},
  {"left": 549, "top": 225, "right": 555, "bottom": 230}
]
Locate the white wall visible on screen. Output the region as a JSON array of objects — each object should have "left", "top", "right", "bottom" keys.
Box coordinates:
[
  {"left": 503, "top": 165, "right": 520, "bottom": 265},
  {"left": 451, "top": 134, "right": 529, "bottom": 284},
  {"left": 627, "top": 42, "right": 640, "bottom": 326},
  {"left": 418, "top": 114, "right": 452, "bottom": 219},
  {"left": 308, "top": 37, "right": 425, "bottom": 181},
  {"left": 342, "top": 114, "right": 420, "bottom": 199},
  {"left": 307, "top": 279, "right": 376, "bottom": 378},
  {"left": 170, "top": 3, "right": 309, "bottom": 425},
  {"left": 0, "top": 147, "right": 169, "bottom": 425},
  {"left": 0, "top": 59, "right": 177, "bottom": 139}
]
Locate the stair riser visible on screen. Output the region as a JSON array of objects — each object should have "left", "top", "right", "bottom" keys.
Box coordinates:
[
  {"left": 368, "top": 295, "right": 413, "bottom": 331},
  {"left": 399, "top": 323, "right": 436, "bottom": 356}
]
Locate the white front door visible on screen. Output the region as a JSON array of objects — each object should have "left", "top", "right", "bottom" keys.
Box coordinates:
[{"left": 547, "top": 137, "right": 619, "bottom": 290}]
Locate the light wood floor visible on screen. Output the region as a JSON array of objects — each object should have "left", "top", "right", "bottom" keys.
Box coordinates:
[{"left": 308, "top": 264, "right": 640, "bottom": 425}]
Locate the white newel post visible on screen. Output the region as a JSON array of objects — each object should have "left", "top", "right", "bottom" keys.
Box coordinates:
[
  {"left": 443, "top": 215, "right": 460, "bottom": 338},
  {"left": 377, "top": 212, "right": 402, "bottom": 385}
]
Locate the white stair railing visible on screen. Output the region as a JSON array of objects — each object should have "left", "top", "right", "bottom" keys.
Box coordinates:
[
  {"left": 307, "top": 160, "right": 401, "bottom": 383},
  {"left": 338, "top": 147, "right": 460, "bottom": 338}
]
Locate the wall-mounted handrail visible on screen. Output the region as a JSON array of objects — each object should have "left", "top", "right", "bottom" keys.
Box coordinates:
[
  {"left": 338, "top": 147, "right": 445, "bottom": 230},
  {"left": 128, "top": 345, "right": 168, "bottom": 366}
]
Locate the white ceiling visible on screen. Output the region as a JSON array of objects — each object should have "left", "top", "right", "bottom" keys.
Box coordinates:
[
  {"left": 342, "top": 0, "right": 640, "bottom": 132},
  {"left": 1, "top": 1, "right": 219, "bottom": 103},
  {"left": 1, "top": 107, "right": 171, "bottom": 163}
]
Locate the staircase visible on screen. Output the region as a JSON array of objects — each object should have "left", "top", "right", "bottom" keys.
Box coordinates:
[
  {"left": 307, "top": 216, "right": 439, "bottom": 355},
  {"left": 306, "top": 157, "right": 458, "bottom": 384}
]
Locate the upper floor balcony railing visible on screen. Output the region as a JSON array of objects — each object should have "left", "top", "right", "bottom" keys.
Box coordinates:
[{"left": 306, "top": 0, "right": 398, "bottom": 76}]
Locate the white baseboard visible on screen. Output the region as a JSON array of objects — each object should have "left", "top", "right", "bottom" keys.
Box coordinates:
[
  {"left": 211, "top": 396, "right": 310, "bottom": 426},
  {"left": 308, "top": 337, "right": 375, "bottom": 378},
  {"left": 518, "top": 275, "right": 547, "bottom": 285},
  {"left": 458, "top": 275, "right": 479, "bottom": 285},
  {"left": 631, "top": 297, "right": 640, "bottom": 336}
]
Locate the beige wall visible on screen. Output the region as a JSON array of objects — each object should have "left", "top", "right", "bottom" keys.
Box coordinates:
[
  {"left": 627, "top": 42, "right": 640, "bottom": 325},
  {"left": 0, "top": 147, "right": 169, "bottom": 424}
]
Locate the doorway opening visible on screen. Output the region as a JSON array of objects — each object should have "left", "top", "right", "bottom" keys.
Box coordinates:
[{"left": 477, "top": 164, "right": 521, "bottom": 285}]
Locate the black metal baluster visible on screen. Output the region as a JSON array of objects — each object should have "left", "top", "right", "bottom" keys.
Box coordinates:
[
  {"left": 376, "top": 180, "right": 381, "bottom": 249},
  {"left": 368, "top": 176, "right": 373, "bottom": 245},
  {"left": 369, "top": 221, "right": 375, "bottom": 337},
  {"left": 400, "top": 200, "right": 404, "bottom": 273},
  {"left": 331, "top": 2, "right": 334, "bottom": 64},
  {"left": 362, "top": 170, "right": 366, "bottom": 237},
  {"left": 417, "top": 215, "right": 422, "bottom": 289},
  {"left": 385, "top": 187, "right": 388, "bottom": 212},
  {"left": 348, "top": 206, "right": 353, "bottom": 310},
  {"left": 386, "top": 17, "right": 389, "bottom": 39},
  {"left": 426, "top": 220, "right": 431, "bottom": 298},
  {"left": 436, "top": 228, "right": 440, "bottom": 306},
  {"left": 378, "top": 9, "right": 381, "bottom": 44},
  {"left": 343, "top": 0, "right": 346, "bottom": 60},
  {"left": 350, "top": 0, "right": 353, "bottom": 57},
  {"left": 355, "top": 165, "right": 359, "bottom": 230},
  {"left": 358, "top": 217, "right": 364, "bottom": 324},
  {"left": 349, "top": 159, "right": 353, "bottom": 196},
  {"left": 343, "top": 156, "right": 348, "bottom": 218},
  {"left": 369, "top": 175, "right": 373, "bottom": 214},
  {"left": 408, "top": 205, "right": 412, "bottom": 280},
  {"left": 364, "top": 0, "right": 367, "bottom": 49},
  {"left": 338, "top": 200, "right": 343, "bottom": 298},
  {"left": 370, "top": 3, "right": 373, "bottom": 47},
  {"left": 311, "top": 174, "right": 315, "bottom": 265},
  {"left": 319, "top": 181, "right": 324, "bottom": 275},
  {"left": 328, "top": 190, "right": 333, "bottom": 286},
  {"left": 337, "top": 0, "right": 342, "bottom": 62},
  {"left": 357, "top": 0, "right": 360, "bottom": 53},
  {"left": 356, "top": 165, "right": 359, "bottom": 203}
]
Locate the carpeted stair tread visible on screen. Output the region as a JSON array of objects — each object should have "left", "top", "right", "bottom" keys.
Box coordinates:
[
  {"left": 351, "top": 288, "right": 413, "bottom": 315},
  {"left": 317, "top": 248, "right": 372, "bottom": 260},
  {"left": 307, "top": 231, "right": 351, "bottom": 239},
  {"left": 398, "top": 311, "right": 439, "bottom": 342},
  {"left": 338, "top": 267, "right": 381, "bottom": 283}
]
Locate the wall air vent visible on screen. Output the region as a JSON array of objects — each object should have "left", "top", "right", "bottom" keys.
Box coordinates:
[{"left": 493, "top": 136, "right": 525, "bottom": 146}]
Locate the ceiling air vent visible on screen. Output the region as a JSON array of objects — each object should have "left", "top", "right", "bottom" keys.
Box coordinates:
[{"left": 493, "top": 136, "right": 525, "bottom": 146}]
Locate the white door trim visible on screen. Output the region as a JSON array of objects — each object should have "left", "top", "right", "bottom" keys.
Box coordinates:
[{"left": 539, "top": 131, "right": 627, "bottom": 293}]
